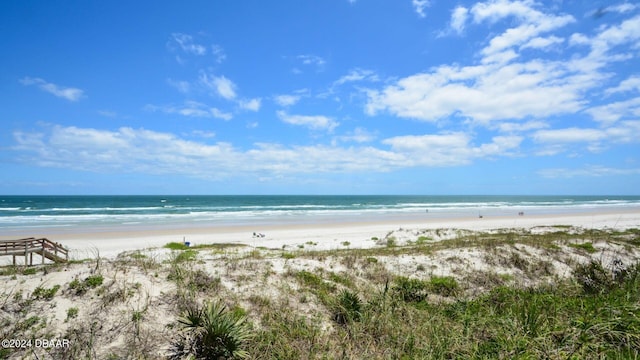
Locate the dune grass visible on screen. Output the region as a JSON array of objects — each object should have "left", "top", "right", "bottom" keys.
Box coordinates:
[
  {"left": 1, "top": 226, "right": 639, "bottom": 359},
  {"left": 244, "top": 258, "right": 640, "bottom": 359}
]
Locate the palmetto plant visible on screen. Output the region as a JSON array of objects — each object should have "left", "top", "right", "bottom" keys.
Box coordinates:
[
  {"left": 332, "top": 289, "right": 362, "bottom": 325},
  {"left": 170, "top": 300, "right": 251, "bottom": 360}
]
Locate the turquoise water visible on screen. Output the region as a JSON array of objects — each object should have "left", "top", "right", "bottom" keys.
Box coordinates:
[{"left": 1, "top": 195, "right": 639, "bottom": 234}]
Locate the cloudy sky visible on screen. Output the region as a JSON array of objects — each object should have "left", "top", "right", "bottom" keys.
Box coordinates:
[{"left": 1, "top": 0, "right": 639, "bottom": 195}]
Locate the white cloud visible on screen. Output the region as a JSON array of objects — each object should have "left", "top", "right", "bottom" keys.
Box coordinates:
[
  {"left": 382, "top": 132, "right": 522, "bottom": 166},
  {"left": 533, "top": 127, "right": 606, "bottom": 143},
  {"left": 277, "top": 111, "right": 339, "bottom": 132},
  {"left": 238, "top": 98, "right": 261, "bottom": 112},
  {"left": 333, "top": 127, "right": 376, "bottom": 144},
  {"left": 612, "top": 3, "right": 639, "bottom": 13},
  {"left": 296, "top": 54, "right": 326, "bottom": 71},
  {"left": 213, "top": 76, "right": 237, "bottom": 100},
  {"left": 333, "top": 68, "right": 379, "bottom": 86},
  {"left": 450, "top": 6, "right": 469, "bottom": 34},
  {"left": 538, "top": 165, "right": 640, "bottom": 179},
  {"left": 412, "top": 0, "right": 430, "bottom": 18},
  {"left": 520, "top": 35, "right": 564, "bottom": 50},
  {"left": 471, "top": 0, "right": 535, "bottom": 23},
  {"left": 532, "top": 121, "right": 640, "bottom": 154},
  {"left": 167, "top": 79, "right": 191, "bottom": 93},
  {"left": 169, "top": 33, "right": 207, "bottom": 55},
  {"left": 274, "top": 89, "right": 310, "bottom": 107},
  {"left": 569, "top": 33, "right": 590, "bottom": 46},
  {"left": 146, "top": 101, "right": 233, "bottom": 120},
  {"left": 274, "top": 94, "right": 301, "bottom": 107},
  {"left": 573, "top": 14, "right": 640, "bottom": 72},
  {"left": 496, "top": 120, "right": 548, "bottom": 133},
  {"left": 211, "top": 44, "right": 227, "bottom": 63},
  {"left": 11, "top": 125, "right": 525, "bottom": 178},
  {"left": 365, "top": 2, "right": 640, "bottom": 131},
  {"left": 210, "top": 108, "right": 234, "bottom": 121},
  {"left": 366, "top": 59, "right": 585, "bottom": 124},
  {"left": 297, "top": 54, "right": 325, "bottom": 66},
  {"left": 587, "top": 97, "right": 640, "bottom": 125},
  {"left": 472, "top": 1, "right": 575, "bottom": 58},
  {"left": 20, "top": 77, "right": 84, "bottom": 101},
  {"left": 199, "top": 72, "right": 237, "bottom": 100},
  {"left": 167, "top": 33, "right": 226, "bottom": 63},
  {"left": 190, "top": 130, "right": 216, "bottom": 138},
  {"left": 605, "top": 75, "right": 640, "bottom": 95},
  {"left": 97, "top": 110, "right": 118, "bottom": 118}
]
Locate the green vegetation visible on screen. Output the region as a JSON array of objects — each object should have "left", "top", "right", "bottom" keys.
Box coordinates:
[
  {"left": 365, "top": 257, "right": 378, "bottom": 263},
  {"left": 66, "top": 307, "right": 79, "bottom": 321},
  {"left": 32, "top": 284, "right": 61, "bottom": 300},
  {"left": 332, "top": 289, "right": 362, "bottom": 325},
  {"left": 569, "top": 241, "right": 598, "bottom": 253},
  {"left": 1, "top": 226, "right": 638, "bottom": 359},
  {"left": 416, "top": 235, "right": 431, "bottom": 244},
  {"left": 174, "top": 249, "right": 198, "bottom": 263},
  {"left": 428, "top": 276, "right": 459, "bottom": 296},
  {"left": 392, "top": 276, "right": 430, "bottom": 302},
  {"left": 165, "top": 241, "right": 246, "bottom": 251},
  {"left": 385, "top": 237, "right": 397, "bottom": 247},
  {"left": 170, "top": 300, "right": 251, "bottom": 360},
  {"left": 246, "top": 258, "right": 640, "bottom": 359},
  {"left": 69, "top": 274, "right": 104, "bottom": 295},
  {"left": 22, "top": 267, "right": 37, "bottom": 275},
  {"left": 164, "top": 242, "right": 190, "bottom": 250}
]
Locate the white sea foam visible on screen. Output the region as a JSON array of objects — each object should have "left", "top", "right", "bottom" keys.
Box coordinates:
[{"left": 1, "top": 196, "right": 639, "bottom": 235}]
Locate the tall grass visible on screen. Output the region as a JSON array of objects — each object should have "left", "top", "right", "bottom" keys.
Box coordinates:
[{"left": 243, "top": 258, "right": 640, "bottom": 359}]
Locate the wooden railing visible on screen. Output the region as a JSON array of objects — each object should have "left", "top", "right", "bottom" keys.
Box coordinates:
[{"left": 0, "top": 237, "right": 68, "bottom": 266}]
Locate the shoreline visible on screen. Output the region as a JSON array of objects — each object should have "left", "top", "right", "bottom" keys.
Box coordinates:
[{"left": 2, "top": 207, "right": 639, "bottom": 263}]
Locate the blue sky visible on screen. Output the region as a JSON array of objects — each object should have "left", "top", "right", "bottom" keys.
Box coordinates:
[{"left": 1, "top": 0, "right": 639, "bottom": 195}]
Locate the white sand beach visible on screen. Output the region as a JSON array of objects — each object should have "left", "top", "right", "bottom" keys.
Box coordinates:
[
  {"left": 2, "top": 208, "right": 638, "bottom": 263},
  {"left": 2, "top": 207, "right": 640, "bottom": 359}
]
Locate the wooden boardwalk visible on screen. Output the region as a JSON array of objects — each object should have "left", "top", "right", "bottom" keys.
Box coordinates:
[{"left": 0, "top": 238, "right": 68, "bottom": 266}]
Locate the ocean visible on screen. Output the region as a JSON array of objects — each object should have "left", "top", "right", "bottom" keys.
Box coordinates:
[{"left": 1, "top": 195, "right": 639, "bottom": 235}]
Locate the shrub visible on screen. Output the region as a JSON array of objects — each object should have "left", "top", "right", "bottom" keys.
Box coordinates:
[
  {"left": 332, "top": 289, "right": 362, "bottom": 325},
  {"left": 428, "top": 276, "right": 459, "bottom": 297},
  {"left": 386, "top": 237, "right": 397, "bottom": 247},
  {"left": 328, "top": 272, "right": 353, "bottom": 287},
  {"left": 32, "top": 285, "right": 61, "bottom": 300},
  {"left": 170, "top": 300, "right": 251, "bottom": 360},
  {"left": 295, "top": 271, "right": 325, "bottom": 290},
  {"left": 574, "top": 260, "right": 613, "bottom": 294},
  {"left": 66, "top": 307, "right": 79, "bottom": 321},
  {"left": 189, "top": 270, "right": 221, "bottom": 293},
  {"left": 574, "top": 259, "right": 640, "bottom": 295},
  {"left": 393, "top": 276, "right": 429, "bottom": 303},
  {"left": 69, "top": 275, "right": 104, "bottom": 295},
  {"left": 174, "top": 250, "right": 198, "bottom": 263},
  {"left": 569, "top": 242, "right": 597, "bottom": 253},
  {"left": 165, "top": 242, "right": 190, "bottom": 250},
  {"left": 416, "top": 236, "right": 431, "bottom": 245},
  {"left": 22, "top": 267, "right": 37, "bottom": 275},
  {"left": 85, "top": 275, "right": 104, "bottom": 287}
]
